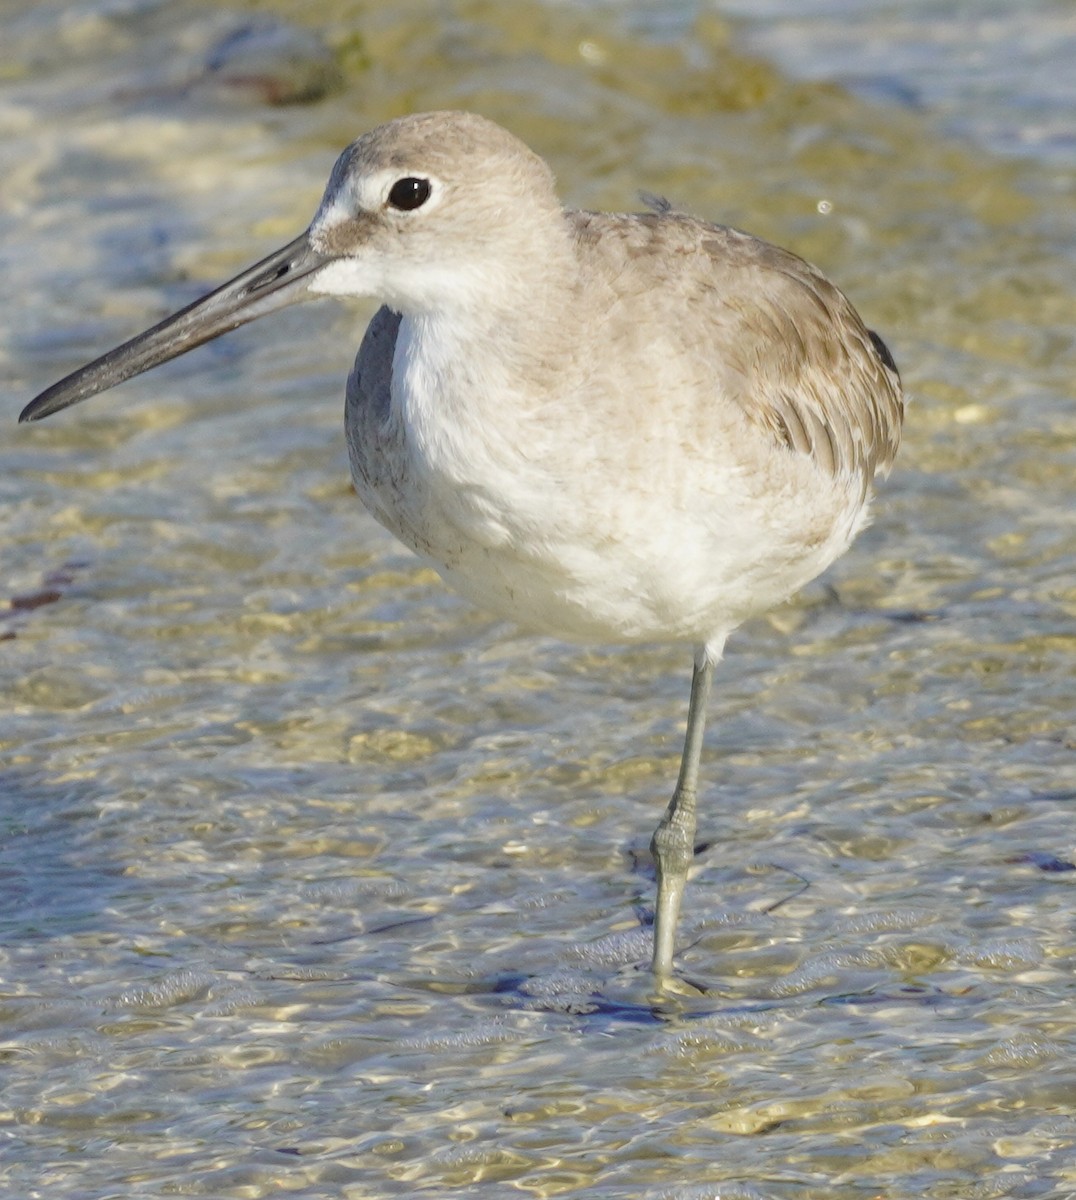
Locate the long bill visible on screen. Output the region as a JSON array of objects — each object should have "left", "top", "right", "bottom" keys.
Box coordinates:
[{"left": 20, "top": 233, "right": 332, "bottom": 423}]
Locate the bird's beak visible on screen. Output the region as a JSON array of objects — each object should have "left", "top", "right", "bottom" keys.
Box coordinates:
[{"left": 20, "top": 232, "right": 332, "bottom": 423}]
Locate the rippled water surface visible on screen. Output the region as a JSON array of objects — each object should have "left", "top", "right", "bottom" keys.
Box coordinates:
[{"left": 2, "top": 1, "right": 1075, "bottom": 1196}]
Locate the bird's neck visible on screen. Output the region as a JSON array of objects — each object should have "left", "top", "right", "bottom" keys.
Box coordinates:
[
  {"left": 393, "top": 247, "right": 579, "bottom": 422},
  {"left": 386, "top": 264, "right": 578, "bottom": 494}
]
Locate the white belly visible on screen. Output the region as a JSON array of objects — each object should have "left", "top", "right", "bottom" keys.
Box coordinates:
[{"left": 346, "top": 311, "right": 870, "bottom": 647}]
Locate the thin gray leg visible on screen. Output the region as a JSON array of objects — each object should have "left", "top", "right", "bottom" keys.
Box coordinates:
[{"left": 650, "top": 650, "right": 715, "bottom": 977}]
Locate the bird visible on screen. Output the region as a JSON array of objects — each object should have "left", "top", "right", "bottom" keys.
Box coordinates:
[{"left": 20, "top": 110, "right": 903, "bottom": 979}]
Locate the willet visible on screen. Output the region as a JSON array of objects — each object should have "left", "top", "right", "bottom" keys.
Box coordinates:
[{"left": 20, "top": 111, "right": 903, "bottom": 979}]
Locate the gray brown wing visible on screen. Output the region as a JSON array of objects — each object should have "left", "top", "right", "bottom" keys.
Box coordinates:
[
  {"left": 697, "top": 230, "right": 903, "bottom": 489},
  {"left": 741, "top": 259, "right": 902, "bottom": 485},
  {"left": 574, "top": 211, "right": 904, "bottom": 490}
]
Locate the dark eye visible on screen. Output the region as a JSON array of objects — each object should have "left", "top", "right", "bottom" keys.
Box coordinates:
[{"left": 387, "top": 177, "right": 432, "bottom": 211}]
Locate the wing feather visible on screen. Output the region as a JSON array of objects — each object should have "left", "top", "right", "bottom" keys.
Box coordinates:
[{"left": 734, "top": 251, "right": 903, "bottom": 489}]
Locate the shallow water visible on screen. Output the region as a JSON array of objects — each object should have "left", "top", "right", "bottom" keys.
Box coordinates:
[{"left": 2, "top": 0, "right": 1075, "bottom": 1196}]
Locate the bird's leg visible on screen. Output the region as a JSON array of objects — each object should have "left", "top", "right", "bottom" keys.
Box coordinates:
[{"left": 650, "top": 647, "right": 716, "bottom": 978}]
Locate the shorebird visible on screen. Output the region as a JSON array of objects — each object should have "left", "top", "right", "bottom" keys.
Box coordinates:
[{"left": 20, "top": 111, "right": 903, "bottom": 978}]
